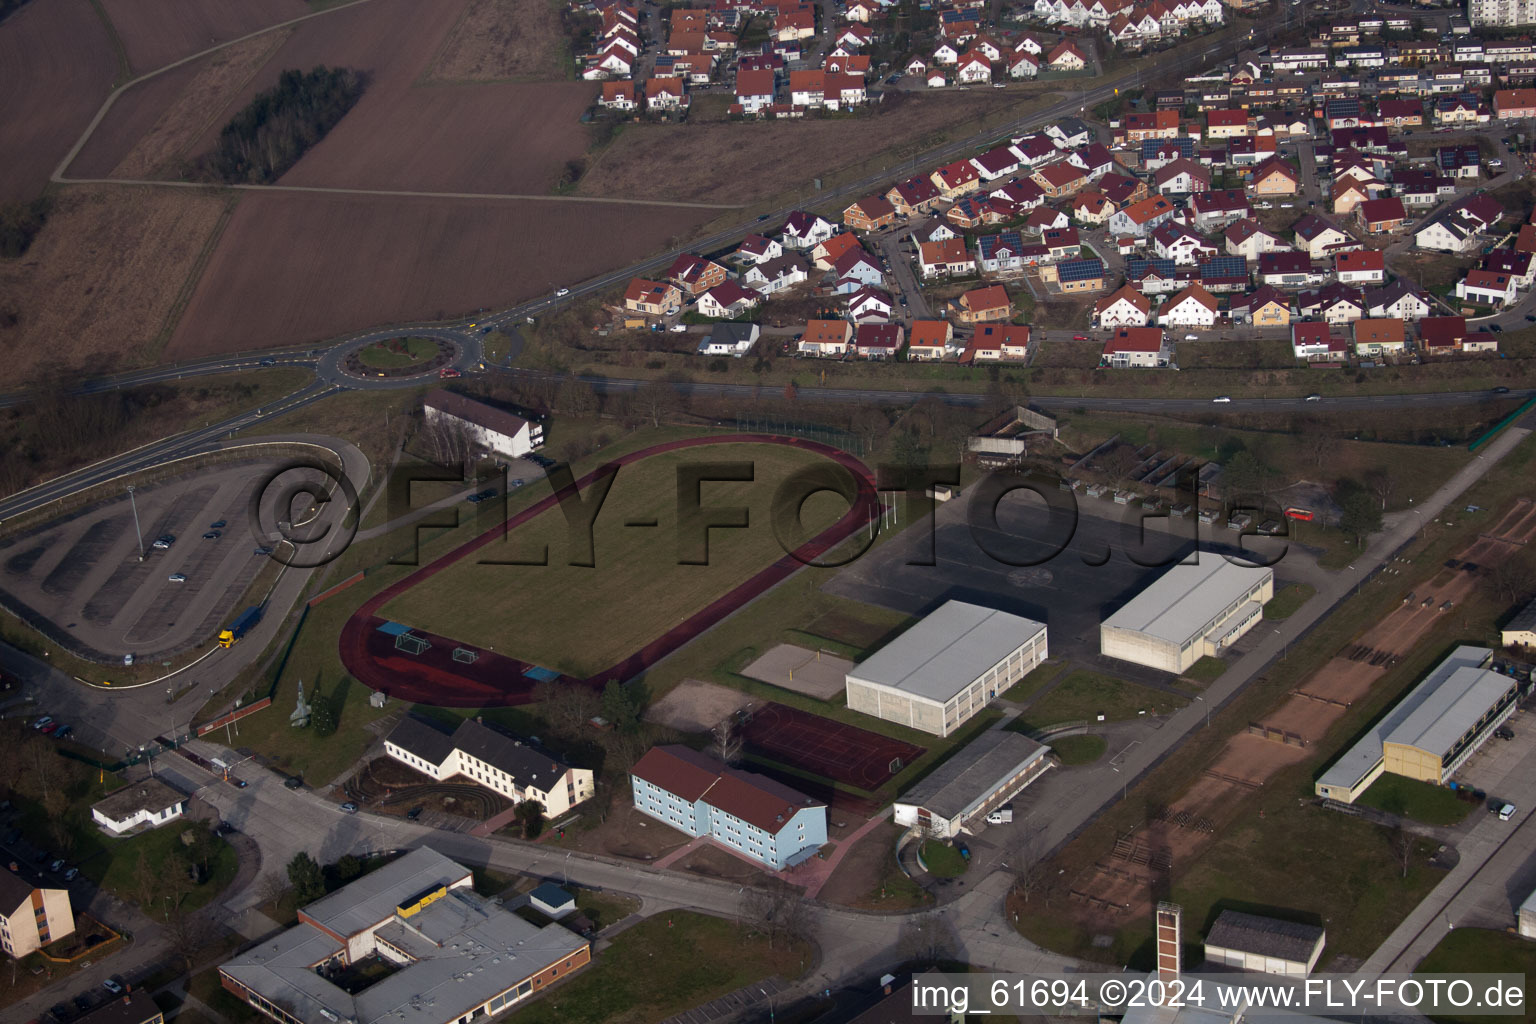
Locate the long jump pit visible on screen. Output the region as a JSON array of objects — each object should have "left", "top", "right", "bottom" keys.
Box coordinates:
[{"left": 742, "top": 643, "right": 854, "bottom": 700}]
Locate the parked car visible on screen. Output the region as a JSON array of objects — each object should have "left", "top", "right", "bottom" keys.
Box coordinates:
[
  {"left": 54, "top": 725, "right": 72, "bottom": 739},
  {"left": 63, "top": 867, "right": 78, "bottom": 881},
  {"left": 406, "top": 806, "right": 424, "bottom": 821},
  {"left": 1072, "top": 334, "right": 1089, "bottom": 340},
  {"left": 1212, "top": 395, "right": 1232, "bottom": 403},
  {"left": 466, "top": 489, "right": 497, "bottom": 504},
  {"left": 49, "top": 858, "right": 65, "bottom": 873},
  {"left": 210, "top": 520, "right": 226, "bottom": 529},
  {"left": 229, "top": 777, "right": 248, "bottom": 788},
  {"left": 283, "top": 776, "right": 303, "bottom": 789},
  {"left": 1498, "top": 801, "right": 1516, "bottom": 821},
  {"left": 168, "top": 574, "right": 187, "bottom": 583},
  {"left": 1489, "top": 323, "right": 1504, "bottom": 333},
  {"left": 151, "top": 535, "right": 174, "bottom": 550},
  {"left": 340, "top": 802, "right": 358, "bottom": 814},
  {"left": 102, "top": 977, "right": 124, "bottom": 995},
  {"left": 31, "top": 716, "right": 53, "bottom": 730},
  {"left": 254, "top": 546, "right": 273, "bottom": 556},
  {"left": 40, "top": 722, "right": 59, "bottom": 735}
]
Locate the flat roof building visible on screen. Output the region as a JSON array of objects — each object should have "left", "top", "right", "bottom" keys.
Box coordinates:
[
  {"left": 1520, "top": 885, "right": 1536, "bottom": 939},
  {"left": 91, "top": 778, "right": 187, "bottom": 835},
  {"left": 892, "top": 730, "right": 1052, "bottom": 838},
  {"left": 1203, "top": 910, "right": 1326, "bottom": 976},
  {"left": 220, "top": 847, "right": 588, "bottom": 1024},
  {"left": 1316, "top": 646, "right": 1518, "bottom": 802},
  {"left": 1503, "top": 596, "right": 1536, "bottom": 649},
  {"left": 1100, "top": 558, "right": 1274, "bottom": 674},
  {"left": 845, "top": 601, "right": 1048, "bottom": 737}
]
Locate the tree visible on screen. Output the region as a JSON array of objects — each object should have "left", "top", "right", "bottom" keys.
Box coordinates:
[
  {"left": 1388, "top": 826, "right": 1414, "bottom": 879},
  {"left": 1339, "top": 488, "right": 1382, "bottom": 547},
  {"left": 515, "top": 799, "right": 546, "bottom": 839},
  {"left": 164, "top": 905, "right": 216, "bottom": 970},
  {"left": 711, "top": 719, "right": 743, "bottom": 766},
  {"left": 740, "top": 881, "right": 810, "bottom": 950},
  {"left": 287, "top": 852, "right": 327, "bottom": 904},
  {"left": 183, "top": 820, "right": 221, "bottom": 882},
  {"left": 557, "top": 373, "right": 598, "bottom": 418},
  {"left": 636, "top": 379, "right": 679, "bottom": 427},
  {"left": 333, "top": 854, "right": 363, "bottom": 884},
  {"left": 534, "top": 680, "right": 601, "bottom": 739},
  {"left": 1365, "top": 467, "right": 1395, "bottom": 511},
  {"left": 896, "top": 909, "right": 957, "bottom": 965},
  {"left": 601, "top": 681, "right": 642, "bottom": 733},
  {"left": 1486, "top": 551, "right": 1536, "bottom": 604},
  {"left": 256, "top": 872, "right": 289, "bottom": 909}
]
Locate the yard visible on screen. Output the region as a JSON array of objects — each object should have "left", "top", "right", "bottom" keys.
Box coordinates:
[
  {"left": 1011, "top": 669, "right": 1187, "bottom": 732},
  {"left": 1355, "top": 774, "right": 1474, "bottom": 826},
  {"left": 1049, "top": 733, "right": 1107, "bottom": 766},
  {"left": 504, "top": 912, "right": 810, "bottom": 1024},
  {"left": 1264, "top": 583, "right": 1315, "bottom": 621},
  {"left": 378, "top": 441, "right": 853, "bottom": 677},
  {"left": 919, "top": 840, "right": 969, "bottom": 878},
  {"left": 1416, "top": 928, "right": 1536, "bottom": 1024},
  {"left": 1181, "top": 656, "right": 1228, "bottom": 685}
]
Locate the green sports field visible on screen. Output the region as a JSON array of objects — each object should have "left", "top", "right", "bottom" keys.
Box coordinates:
[{"left": 379, "top": 443, "right": 855, "bottom": 677}]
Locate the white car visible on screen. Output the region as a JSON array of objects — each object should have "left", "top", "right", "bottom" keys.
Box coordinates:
[
  {"left": 168, "top": 573, "right": 187, "bottom": 583},
  {"left": 670, "top": 324, "right": 688, "bottom": 333},
  {"left": 555, "top": 288, "right": 570, "bottom": 297},
  {"left": 1184, "top": 333, "right": 1198, "bottom": 340},
  {"left": 1212, "top": 395, "right": 1232, "bottom": 403},
  {"left": 1305, "top": 393, "right": 1321, "bottom": 402},
  {"left": 1499, "top": 801, "right": 1516, "bottom": 821}
]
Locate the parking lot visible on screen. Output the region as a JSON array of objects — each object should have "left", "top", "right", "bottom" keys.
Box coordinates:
[
  {"left": 825, "top": 486, "right": 1298, "bottom": 659},
  {"left": 0, "top": 460, "right": 299, "bottom": 663}
]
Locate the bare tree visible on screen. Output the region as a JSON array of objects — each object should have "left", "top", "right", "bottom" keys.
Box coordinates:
[
  {"left": 1301, "top": 424, "right": 1333, "bottom": 471},
  {"left": 636, "top": 380, "right": 680, "bottom": 427},
  {"left": 256, "top": 872, "right": 290, "bottom": 909},
  {"left": 420, "top": 415, "right": 478, "bottom": 473},
  {"left": 1485, "top": 550, "right": 1536, "bottom": 604},
  {"left": 557, "top": 373, "right": 598, "bottom": 418},
  {"left": 164, "top": 907, "right": 217, "bottom": 970},
  {"left": 1006, "top": 831, "right": 1050, "bottom": 907},
  {"left": 533, "top": 680, "right": 602, "bottom": 739},
  {"left": 711, "top": 719, "right": 744, "bottom": 766},
  {"left": 896, "top": 909, "right": 958, "bottom": 965},
  {"left": 1365, "top": 468, "right": 1395, "bottom": 512},
  {"left": 740, "top": 880, "right": 811, "bottom": 951},
  {"left": 1388, "top": 826, "right": 1414, "bottom": 879}
]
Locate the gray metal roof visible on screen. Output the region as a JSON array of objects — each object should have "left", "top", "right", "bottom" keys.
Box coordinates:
[
  {"left": 1385, "top": 665, "right": 1516, "bottom": 757},
  {"left": 1204, "top": 910, "right": 1324, "bottom": 964},
  {"left": 1507, "top": 596, "right": 1536, "bottom": 635},
  {"left": 220, "top": 848, "right": 586, "bottom": 1024},
  {"left": 1317, "top": 646, "right": 1493, "bottom": 790},
  {"left": 896, "top": 730, "right": 1049, "bottom": 822},
  {"left": 847, "top": 600, "right": 1046, "bottom": 703},
  {"left": 1102, "top": 558, "right": 1272, "bottom": 647},
  {"left": 299, "top": 846, "right": 471, "bottom": 939}
]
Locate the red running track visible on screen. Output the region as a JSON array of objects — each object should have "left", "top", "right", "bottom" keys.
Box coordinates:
[{"left": 339, "top": 434, "right": 879, "bottom": 707}]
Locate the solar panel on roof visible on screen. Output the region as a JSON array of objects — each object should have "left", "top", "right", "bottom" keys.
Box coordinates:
[
  {"left": 1200, "top": 256, "right": 1247, "bottom": 279},
  {"left": 1127, "top": 257, "right": 1177, "bottom": 277},
  {"left": 1057, "top": 258, "right": 1104, "bottom": 282},
  {"left": 1141, "top": 138, "right": 1194, "bottom": 161}
]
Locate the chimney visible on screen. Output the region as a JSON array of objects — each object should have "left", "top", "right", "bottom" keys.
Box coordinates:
[{"left": 1155, "top": 902, "right": 1182, "bottom": 983}]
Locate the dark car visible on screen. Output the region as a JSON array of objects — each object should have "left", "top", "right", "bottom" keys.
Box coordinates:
[
  {"left": 253, "top": 546, "right": 273, "bottom": 556},
  {"left": 283, "top": 775, "right": 303, "bottom": 789},
  {"left": 54, "top": 724, "right": 72, "bottom": 739},
  {"left": 1493, "top": 385, "right": 1511, "bottom": 393},
  {"left": 340, "top": 801, "right": 358, "bottom": 814},
  {"left": 466, "top": 489, "right": 497, "bottom": 504},
  {"left": 258, "top": 357, "right": 276, "bottom": 366},
  {"left": 406, "top": 806, "right": 424, "bottom": 821},
  {"left": 210, "top": 520, "right": 226, "bottom": 529},
  {"left": 203, "top": 531, "right": 221, "bottom": 540},
  {"left": 229, "top": 777, "right": 248, "bottom": 788},
  {"left": 1490, "top": 323, "right": 1504, "bottom": 333},
  {"left": 74, "top": 995, "right": 92, "bottom": 1012},
  {"left": 51, "top": 1002, "right": 73, "bottom": 1021},
  {"left": 214, "top": 821, "right": 236, "bottom": 836}
]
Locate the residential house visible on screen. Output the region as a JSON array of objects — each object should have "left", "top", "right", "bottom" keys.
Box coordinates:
[
  {"left": 1418, "top": 316, "right": 1467, "bottom": 355},
  {"left": 956, "top": 52, "right": 992, "bottom": 83},
  {"left": 852, "top": 322, "right": 904, "bottom": 359},
  {"left": 1331, "top": 177, "right": 1376, "bottom": 216},
  {"left": 1378, "top": 98, "right": 1425, "bottom": 129},
  {"left": 907, "top": 320, "right": 957, "bottom": 361},
  {"left": 798, "top": 319, "right": 852, "bottom": 356},
  {"left": 647, "top": 76, "right": 688, "bottom": 110},
  {"left": 1158, "top": 283, "right": 1220, "bottom": 328},
  {"left": 91, "top": 779, "right": 187, "bottom": 835},
  {"left": 830, "top": 248, "right": 886, "bottom": 291},
  {"left": 780, "top": 211, "right": 836, "bottom": 249},
  {"left": 735, "top": 68, "right": 777, "bottom": 113},
  {"left": 599, "top": 81, "right": 638, "bottom": 110},
  {"left": 1205, "top": 108, "right": 1250, "bottom": 139},
  {"left": 1045, "top": 40, "right": 1088, "bottom": 71},
  {"left": 1124, "top": 110, "right": 1181, "bottom": 142},
  {"left": 1299, "top": 282, "right": 1366, "bottom": 324},
  {"left": 886, "top": 176, "right": 942, "bottom": 216},
  {"left": 1251, "top": 157, "right": 1300, "bottom": 196},
  {"left": 1031, "top": 160, "right": 1089, "bottom": 198},
  {"left": 847, "top": 286, "right": 894, "bottom": 323},
  {"left": 1071, "top": 190, "right": 1114, "bottom": 225},
  {"left": 1352, "top": 317, "right": 1408, "bottom": 356},
  {"left": 1191, "top": 189, "right": 1250, "bottom": 229},
  {"left": 1154, "top": 157, "right": 1212, "bottom": 195},
  {"left": 697, "top": 281, "right": 762, "bottom": 319},
  {"left": 1225, "top": 219, "right": 1289, "bottom": 260},
  {"left": 1040, "top": 225, "right": 1082, "bottom": 260},
  {"left": 1457, "top": 269, "right": 1518, "bottom": 306},
  {"left": 962, "top": 323, "right": 1031, "bottom": 362},
  {"left": 1229, "top": 285, "right": 1291, "bottom": 327},
  {"left": 1335, "top": 249, "right": 1385, "bottom": 285},
  {"left": 743, "top": 253, "right": 809, "bottom": 295},
  {"left": 932, "top": 159, "right": 983, "bottom": 199},
  {"left": 1099, "top": 172, "right": 1147, "bottom": 207},
  {"left": 1009, "top": 134, "right": 1063, "bottom": 168},
  {"left": 953, "top": 284, "right": 1013, "bottom": 323},
  {"left": 1044, "top": 257, "right": 1105, "bottom": 293},
  {"left": 1153, "top": 221, "right": 1218, "bottom": 266},
  {"left": 1358, "top": 197, "right": 1408, "bottom": 234},
  {"left": 624, "top": 277, "right": 682, "bottom": 315},
  {"left": 977, "top": 232, "right": 1029, "bottom": 274},
  {"left": 1494, "top": 87, "right": 1536, "bottom": 119},
  {"left": 971, "top": 146, "right": 1022, "bottom": 182},
  {"left": 0, "top": 868, "right": 73, "bottom": 958},
  {"left": 1109, "top": 194, "right": 1176, "bottom": 236},
  {"left": 1094, "top": 284, "right": 1154, "bottom": 327},
  {"left": 697, "top": 323, "right": 761, "bottom": 358},
  {"left": 1023, "top": 206, "right": 1070, "bottom": 234},
  {"left": 812, "top": 232, "right": 863, "bottom": 271},
  {"left": 1291, "top": 321, "right": 1348, "bottom": 361},
  {"left": 1292, "top": 214, "right": 1353, "bottom": 259},
  {"left": 919, "top": 238, "right": 977, "bottom": 278},
  {"left": 1009, "top": 52, "right": 1040, "bottom": 78},
  {"left": 1365, "top": 279, "right": 1432, "bottom": 320},
  {"left": 1067, "top": 142, "right": 1118, "bottom": 181},
  {"left": 668, "top": 253, "right": 729, "bottom": 296},
  {"left": 735, "top": 234, "right": 782, "bottom": 264},
  {"left": 1101, "top": 327, "right": 1170, "bottom": 368},
  {"left": 1484, "top": 250, "right": 1535, "bottom": 289}
]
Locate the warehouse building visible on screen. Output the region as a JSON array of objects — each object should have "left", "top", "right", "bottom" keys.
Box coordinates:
[
  {"left": 1315, "top": 646, "right": 1519, "bottom": 802},
  {"left": 892, "top": 730, "right": 1052, "bottom": 838},
  {"left": 1100, "top": 558, "right": 1274, "bottom": 674},
  {"left": 1503, "top": 596, "right": 1536, "bottom": 649},
  {"left": 844, "top": 601, "right": 1048, "bottom": 737},
  {"left": 220, "top": 847, "right": 588, "bottom": 1024},
  {"left": 1203, "top": 910, "right": 1326, "bottom": 976}
]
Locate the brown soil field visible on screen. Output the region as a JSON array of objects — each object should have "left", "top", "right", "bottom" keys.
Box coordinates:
[
  {"left": 173, "top": 0, "right": 593, "bottom": 194},
  {"left": 0, "top": 187, "right": 230, "bottom": 379},
  {"left": 164, "top": 192, "right": 713, "bottom": 357},
  {"left": 576, "top": 91, "right": 1033, "bottom": 204},
  {"left": 98, "top": 0, "right": 309, "bottom": 74},
  {"left": 67, "top": 62, "right": 201, "bottom": 178},
  {"left": 0, "top": 0, "right": 117, "bottom": 202},
  {"left": 429, "top": 0, "right": 567, "bottom": 82}
]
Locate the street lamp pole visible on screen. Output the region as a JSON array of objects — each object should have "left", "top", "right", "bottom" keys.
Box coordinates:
[
  {"left": 1195, "top": 695, "right": 1209, "bottom": 728},
  {"left": 1273, "top": 628, "right": 1287, "bottom": 660},
  {"left": 127, "top": 485, "right": 145, "bottom": 561}
]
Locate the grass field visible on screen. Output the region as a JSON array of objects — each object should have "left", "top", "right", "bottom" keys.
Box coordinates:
[
  {"left": 356, "top": 336, "right": 439, "bottom": 368},
  {"left": 1356, "top": 774, "right": 1475, "bottom": 826},
  {"left": 1001, "top": 660, "right": 1066, "bottom": 703},
  {"left": 1182, "top": 656, "right": 1228, "bottom": 685},
  {"left": 1264, "top": 583, "right": 1316, "bottom": 621},
  {"left": 920, "top": 840, "right": 969, "bottom": 878},
  {"left": 1416, "top": 928, "right": 1536, "bottom": 1024},
  {"left": 504, "top": 912, "right": 809, "bottom": 1024},
  {"left": 1013, "top": 670, "right": 1187, "bottom": 732},
  {"left": 1049, "top": 733, "right": 1107, "bottom": 766},
  {"left": 380, "top": 442, "right": 854, "bottom": 676}
]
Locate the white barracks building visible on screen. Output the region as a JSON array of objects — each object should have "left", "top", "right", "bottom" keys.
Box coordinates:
[
  {"left": 385, "top": 716, "right": 594, "bottom": 817},
  {"left": 1101, "top": 558, "right": 1274, "bottom": 673},
  {"left": 845, "top": 601, "right": 1048, "bottom": 737}
]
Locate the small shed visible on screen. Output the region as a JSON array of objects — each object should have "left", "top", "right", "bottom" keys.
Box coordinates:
[
  {"left": 529, "top": 882, "right": 576, "bottom": 919},
  {"left": 1204, "top": 910, "right": 1325, "bottom": 976}
]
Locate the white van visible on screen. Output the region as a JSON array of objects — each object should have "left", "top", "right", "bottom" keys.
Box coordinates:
[
  {"left": 986, "top": 807, "right": 1013, "bottom": 825},
  {"left": 1499, "top": 802, "right": 1516, "bottom": 821}
]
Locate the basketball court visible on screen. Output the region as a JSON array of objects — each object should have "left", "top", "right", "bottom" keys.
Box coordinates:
[
  {"left": 742, "top": 644, "right": 854, "bottom": 700},
  {"left": 739, "top": 702, "right": 924, "bottom": 791}
]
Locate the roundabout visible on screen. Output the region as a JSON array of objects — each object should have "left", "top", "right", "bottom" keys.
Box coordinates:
[{"left": 316, "top": 326, "right": 482, "bottom": 388}]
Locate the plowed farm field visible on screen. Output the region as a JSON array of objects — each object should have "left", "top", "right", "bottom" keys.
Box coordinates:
[
  {"left": 98, "top": 0, "right": 309, "bottom": 74},
  {"left": 164, "top": 192, "right": 713, "bottom": 357},
  {"left": 0, "top": 0, "right": 116, "bottom": 201},
  {"left": 0, "top": 187, "right": 229, "bottom": 379}
]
